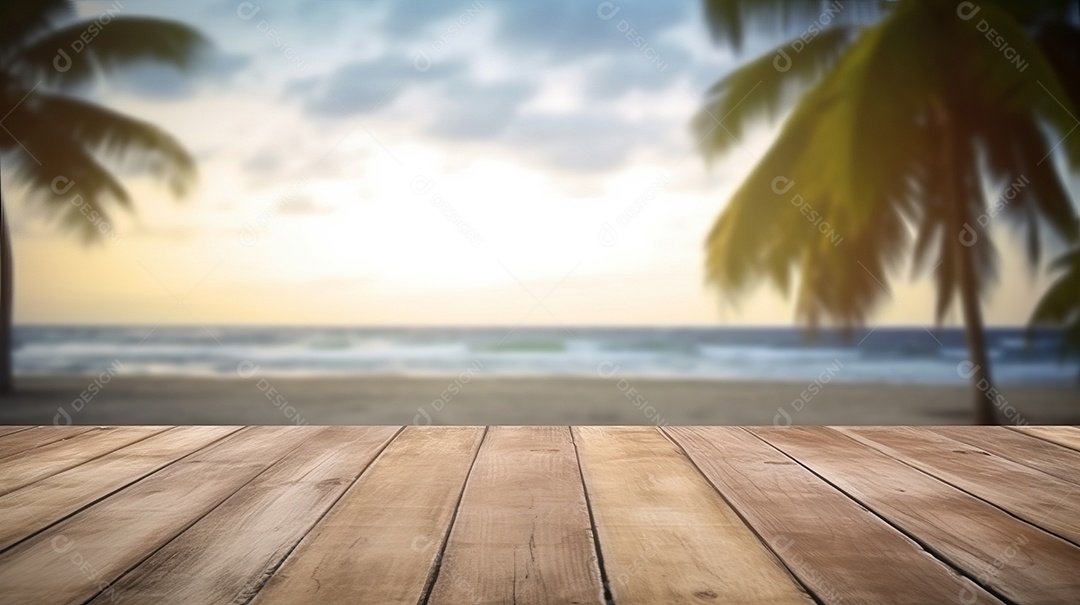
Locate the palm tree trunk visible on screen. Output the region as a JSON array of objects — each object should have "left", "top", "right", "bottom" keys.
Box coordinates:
[
  {"left": 0, "top": 175, "right": 13, "bottom": 395},
  {"left": 940, "top": 105, "right": 996, "bottom": 425},
  {"left": 956, "top": 242, "right": 997, "bottom": 425}
]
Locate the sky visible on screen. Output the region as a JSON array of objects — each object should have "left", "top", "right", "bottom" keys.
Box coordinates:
[{"left": 5, "top": 0, "right": 1070, "bottom": 326}]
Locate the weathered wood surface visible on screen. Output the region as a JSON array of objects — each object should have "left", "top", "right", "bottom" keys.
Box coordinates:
[
  {"left": 0, "top": 426, "right": 33, "bottom": 441},
  {"left": 930, "top": 426, "right": 1080, "bottom": 485},
  {"left": 91, "top": 426, "right": 400, "bottom": 605},
  {"left": 754, "top": 426, "right": 1080, "bottom": 604},
  {"left": 839, "top": 426, "right": 1080, "bottom": 546},
  {"left": 665, "top": 426, "right": 999, "bottom": 604},
  {"left": 1011, "top": 425, "right": 1080, "bottom": 453},
  {"left": 0, "top": 425, "right": 1076, "bottom": 604},
  {"left": 0, "top": 426, "right": 315, "bottom": 605},
  {"left": 427, "top": 426, "right": 604, "bottom": 605},
  {"left": 0, "top": 426, "right": 240, "bottom": 551},
  {"left": 573, "top": 426, "right": 813, "bottom": 604},
  {"left": 0, "top": 426, "right": 96, "bottom": 462},
  {"left": 251, "top": 426, "right": 486, "bottom": 605},
  {"left": 0, "top": 426, "right": 168, "bottom": 494}
]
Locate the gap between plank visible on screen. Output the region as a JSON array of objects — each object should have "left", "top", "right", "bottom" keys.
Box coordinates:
[
  {"left": 1004, "top": 426, "right": 1080, "bottom": 454},
  {"left": 937, "top": 428, "right": 1080, "bottom": 485},
  {"left": 742, "top": 428, "right": 1021, "bottom": 605},
  {"left": 76, "top": 426, "right": 315, "bottom": 605},
  {"left": 0, "top": 427, "right": 169, "bottom": 499},
  {"left": 0, "top": 427, "right": 98, "bottom": 465},
  {"left": 236, "top": 425, "right": 407, "bottom": 605},
  {"left": 0, "top": 427, "right": 181, "bottom": 544},
  {"left": 658, "top": 427, "right": 826, "bottom": 605},
  {"left": 837, "top": 428, "right": 1080, "bottom": 551},
  {"left": 418, "top": 426, "right": 490, "bottom": 605},
  {"left": 0, "top": 426, "right": 242, "bottom": 557},
  {"left": 570, "top": 426, "right": 615, "bottom": 605},
  {"left": 0, "top": 427, "right": 35, "bottom": 440}
]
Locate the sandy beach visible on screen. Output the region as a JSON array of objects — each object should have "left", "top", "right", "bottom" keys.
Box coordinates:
[{"left": 0, "top": 375, "right": 1076, "bottom": 426}]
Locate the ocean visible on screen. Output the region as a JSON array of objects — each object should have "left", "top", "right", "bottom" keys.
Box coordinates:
[{"left": 12, "top": 326, "right": 1077, "bottom": 386}]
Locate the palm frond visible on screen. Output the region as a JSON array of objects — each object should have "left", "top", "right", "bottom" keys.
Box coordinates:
[
  {"left": 1032, "top": 249, "right": 1080, "bottom": 323},
  {"left": 792, "top": 201, "right": 911, "bottom": 329},
  {"left": 700, "top": 0, "right": 873, "bottom": 52},
  {"left": 11, "top": 17, "right": 209, "bottom": 88},
  {"left": 935, "top": 152, "right": 999, "bottom": 323},
  {"left": 1035, "top": 22, "right": 1080, "bottom": 109},
  {"left": 3, "top": 111, "right": 131, "bottom": 242},
  {"left": 979, "top": 111, "right": 1078, "bottom": 268},
  {"left": 701, "top": 0, "right": 1080, "bottom": 332},
  {"left": 1031, "top": 248, "right": 1080, "bottom": 358},
  {"left": 963, "top": 4, "right": 1080, "bottom": 172},
  {"left": 0, "top": 0, "right": 70, "bottom": 60},
  {"left": 693, "top": 25, "right": 855, "bottom": 159},
  {"left": 26, "top": 92, "right": 196, "bottom": 196}
]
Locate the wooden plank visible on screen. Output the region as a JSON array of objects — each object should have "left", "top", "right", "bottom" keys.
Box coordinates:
[
  {"left": 1011, "top": 426, "right": 1080, "bottom": 453},
  {"left": 0, "top": 426, "right": 95, "bottom": 461},
  {"left": 89, "top": 426, "right": 401, "bottom": 605},
  {"left": 251, "top": 426, "right": 486, "bottom": 605},
  {"left": 0, "top": 426, "right": 241, "bottom": 552},
  {"left": 840, "top": 427, "right": 1080, "bottom": 545},
  {"left": 754, "top": 427, "right": 1080, "bottom": 604},
  {"left": 0, "top": 425, "right": 315, "bottom": 605},
  {"left": 931, "top": 426, "right": 1080, "bottom": 485},
  {"left": 572, "top": 426, "right": 813, "bottom": 605},
  {"left": 428, "top": 426, "right": 604, "bottom": 605},
  {"left": 0, "top": 426, "right": 169, "bottom": 494},
  {"left": 665, "top": 426, "right": 999, "bottom": 604},
  {"left": 0, "top": 427, "right": 32, "bottom": 440}
]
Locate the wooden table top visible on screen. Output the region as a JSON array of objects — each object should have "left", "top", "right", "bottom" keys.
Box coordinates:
[{"left": 0, "top": 425, "right": 1077, "bottom": 604}]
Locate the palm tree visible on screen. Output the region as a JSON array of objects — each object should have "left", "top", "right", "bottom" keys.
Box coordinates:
[
  {"left": 1032, "top": 247, "right": 1080, "bottom": 379},
  {"left": 693, "top": 0, "right": 1080, "bottom": 423},
  {"left": 1, "top": 1, "right": 208, "bottom": 394}
]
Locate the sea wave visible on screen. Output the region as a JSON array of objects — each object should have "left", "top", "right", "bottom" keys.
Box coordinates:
[{"left": 11, "top": 326, "right": 1077, "bottom": 385}]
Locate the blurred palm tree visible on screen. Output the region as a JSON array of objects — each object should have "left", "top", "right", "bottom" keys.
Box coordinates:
[
  {"left": 0, "top": 1, "right": 208, "bottom": 393},
  {"left": 693, "top": 0, "right": 1080, "bottom": 423},
  {"left": 1032, "top": 248, "right": 1080, "bottom": 379}
]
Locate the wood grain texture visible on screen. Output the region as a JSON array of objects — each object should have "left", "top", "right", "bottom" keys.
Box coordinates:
[
  {"left": 0, "top": 425, "right": 1076, "bottom": 604},
  {"left": 0, "top": 427, "right": 32, "bottom": 440},
  {"left": 428, "top": 426, "right": 604, "bottom": 605},
  {"left": 0, "top": 426, "right": 168, "bottom": 494},
  {"left": 840, "top": 426, "right": 1080, "bottom": 545},
  {"left": 1011, "top": 426, "right": 1080, "bottom": 453},
  {"left": 755, "top": 426, "right": 1080, "bottom": 604},
  {"left": 665, "top": 426, "right": 1000, "bottom": 604},
  {"left": 251, "top": 426, "right": 486, "bottom": 605},
  {"left": 931, "top": 426, "right": 1080, "bottom": 485},
  {"left": 0, "top": 426, "right": 315, "bottom": 605},
  {"left": 0, "top": 426, "right": 95, "bottom": 461},
  {"left": 0, "top": 426, "right": 240, "bottom": 552},
  {"left": 573, "top": 426, "right": 813, "bottom": 605},
  {"left": 92, "top": 426, "right": 401, "bottom": 605}
]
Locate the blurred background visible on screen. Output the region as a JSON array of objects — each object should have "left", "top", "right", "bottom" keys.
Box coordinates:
[{"left": 1, "top": 0, "right": 1078, "bottom": 425}]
